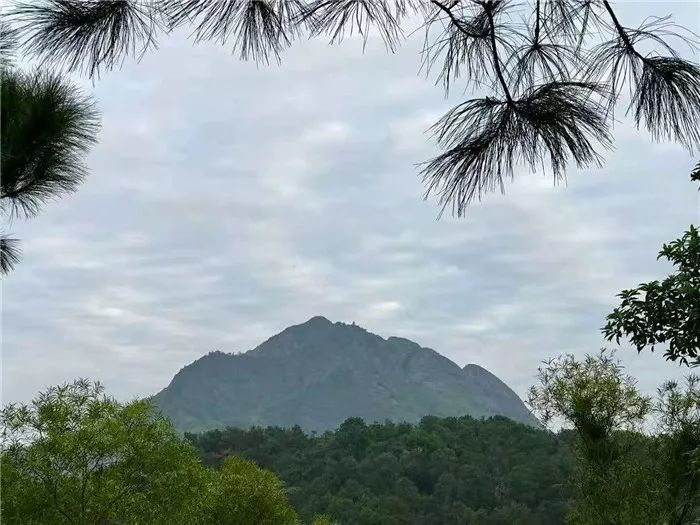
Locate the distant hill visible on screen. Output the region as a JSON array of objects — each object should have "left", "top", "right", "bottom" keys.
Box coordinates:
[{"left": 152, "top": 316, "right": 538, "bottom": 432}]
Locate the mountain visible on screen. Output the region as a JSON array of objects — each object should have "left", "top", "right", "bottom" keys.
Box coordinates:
[{"left": 152, "top": 316, "right": 538, "bottom": 432}]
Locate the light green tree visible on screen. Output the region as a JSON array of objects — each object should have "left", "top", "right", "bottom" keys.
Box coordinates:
[
  {"left": 1, "top": 378, "right": 308, "bottom": 525},
  {"left": 655, "top": 377, "right": 700, "bottom": 524},
  {"left": 1, "top": 379, "right": 208, "bottom": 525},
  {"left": 199, "top": 454, "right": 301, "bottom": 525},
  {"left": 529, "top": 352, "right": 700, "bottom": 524}
]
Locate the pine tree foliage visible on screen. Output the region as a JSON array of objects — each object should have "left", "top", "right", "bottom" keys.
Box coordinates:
[
  {"left": 0, "top": 20, "right": 100, "bottom": 276},
  {"left": 8, "top": 0, "right": 700, "bottom": 214},
  {"left": 1, "top": 70, "right": 100, "bottom": 220}
]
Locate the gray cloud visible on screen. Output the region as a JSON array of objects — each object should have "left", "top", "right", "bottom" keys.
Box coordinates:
[{"left": 3, "top": 2, "right": 699, "bottom": 405}]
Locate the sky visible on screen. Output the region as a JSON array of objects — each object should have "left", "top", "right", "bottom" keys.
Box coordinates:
[{"left": 2, "top": 1, "right": 700, "bottom": 406}]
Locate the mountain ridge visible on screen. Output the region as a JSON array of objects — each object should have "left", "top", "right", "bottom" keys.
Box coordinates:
[{"left": 153, "top": 317, "right": 538, "bottom": 432}]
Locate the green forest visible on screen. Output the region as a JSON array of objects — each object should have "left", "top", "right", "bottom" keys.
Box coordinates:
[
  {"left": 188, "top": 416, "right": 574, "bottom": 523},
  {"left": 3, "top": 347, "right": 699, "bottom": 524},
  {"left": 185, "top": 353, "right": 700, "bottom": 524},
  {"left": 2, "top": 0, "right": 700, "bottom": 523}
]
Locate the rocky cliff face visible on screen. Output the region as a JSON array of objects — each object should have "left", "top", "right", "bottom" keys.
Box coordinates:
[{"left": 152, "top": 316, "right": 538, "bottom": 432}]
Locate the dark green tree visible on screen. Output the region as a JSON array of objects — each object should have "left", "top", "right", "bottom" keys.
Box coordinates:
[
  {"left": 187, "top": 415, "right": 574, "bottom": 524},
  {"left": 603, "top": 225, "right": 700, "bottom": 365},
  {"left": 0, "top": 22, "right": 100, "bottom": 275},
  {"left": 10, "top": 0, "right": 700, "bottom": 215}
]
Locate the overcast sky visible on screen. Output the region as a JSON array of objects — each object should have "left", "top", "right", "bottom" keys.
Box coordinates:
[{"left": 3, "top": 1, "right": 699, "bottom": 405}]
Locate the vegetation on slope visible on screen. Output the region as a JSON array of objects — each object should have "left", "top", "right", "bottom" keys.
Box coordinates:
[{"left": 188, "top": 415, "right": 574, "bottom": 524}]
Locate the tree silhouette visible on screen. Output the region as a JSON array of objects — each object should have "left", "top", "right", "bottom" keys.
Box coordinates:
[
  {"left": 0, "top": 22, "right": 100, "bottom": 275},
  {"left": 8, "top": 1, "right": 700, "bottom": 214}
]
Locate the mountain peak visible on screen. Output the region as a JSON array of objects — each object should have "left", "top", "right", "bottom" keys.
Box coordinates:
[
  {"left": 153, "top": 319, "right": 538, "bottom": 432},
  {"left": 304, "top": 315, "right": 332, "bottom": 325}
]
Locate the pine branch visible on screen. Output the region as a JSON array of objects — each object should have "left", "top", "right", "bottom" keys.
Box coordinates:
[
  {"left": 601, "top": 0, "right": 643, "bottom": 61},
  {"left": 1, "top": 68, "right": 100, "bottom": 219},
  {"left": 593, "top": 0, "right": 700, "bottom": 151},
  {"left": 422, "top": 81, "right": 611, "bottom": 216},
  {"left": 430, "top": 0, "right": 479, "bottom": 38},
  {"left": 13, "top": 0, "right": 162, "bottom": 78},
  {"left": 482, "top": 1, "right": 513, "bottom": 103},
  {"left": 303, "top": 0, "right": 406, "bottom": 51}
]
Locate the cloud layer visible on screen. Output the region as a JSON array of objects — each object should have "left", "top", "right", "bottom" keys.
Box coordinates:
[{"left": 3, "top": 2, "right": 699, "bottom": 404}]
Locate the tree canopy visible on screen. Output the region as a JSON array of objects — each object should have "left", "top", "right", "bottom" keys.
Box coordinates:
[
  {"left": 202, "top": 455, "right": 301, "bottom": 525},
  {"left": 0, "top": 379, "right": 301, "bottom": 525},
  {"left": 1, "top": 379, "right": 207, "bottom": 524},
  {"left": 187, "top": 415, "right": 574, "bottom": 524},
  {"left": 603, "top": 225, "right": 700, "bottom": 365},
  {"left": 529, "top": 351, "right": 700, "bottom": 524},
  {"left": 3, "top": 370, "right": 698, "bottom": 524}
]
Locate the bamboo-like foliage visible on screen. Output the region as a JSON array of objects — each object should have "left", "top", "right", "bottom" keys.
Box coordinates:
[{"left": 7, "top": 0, "right": 700, "bottom": 214}]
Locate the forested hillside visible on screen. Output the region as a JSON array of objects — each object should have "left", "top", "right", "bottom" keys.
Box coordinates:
[{"left": 187, "top": 416, "right": 574, "bottom": 524}]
